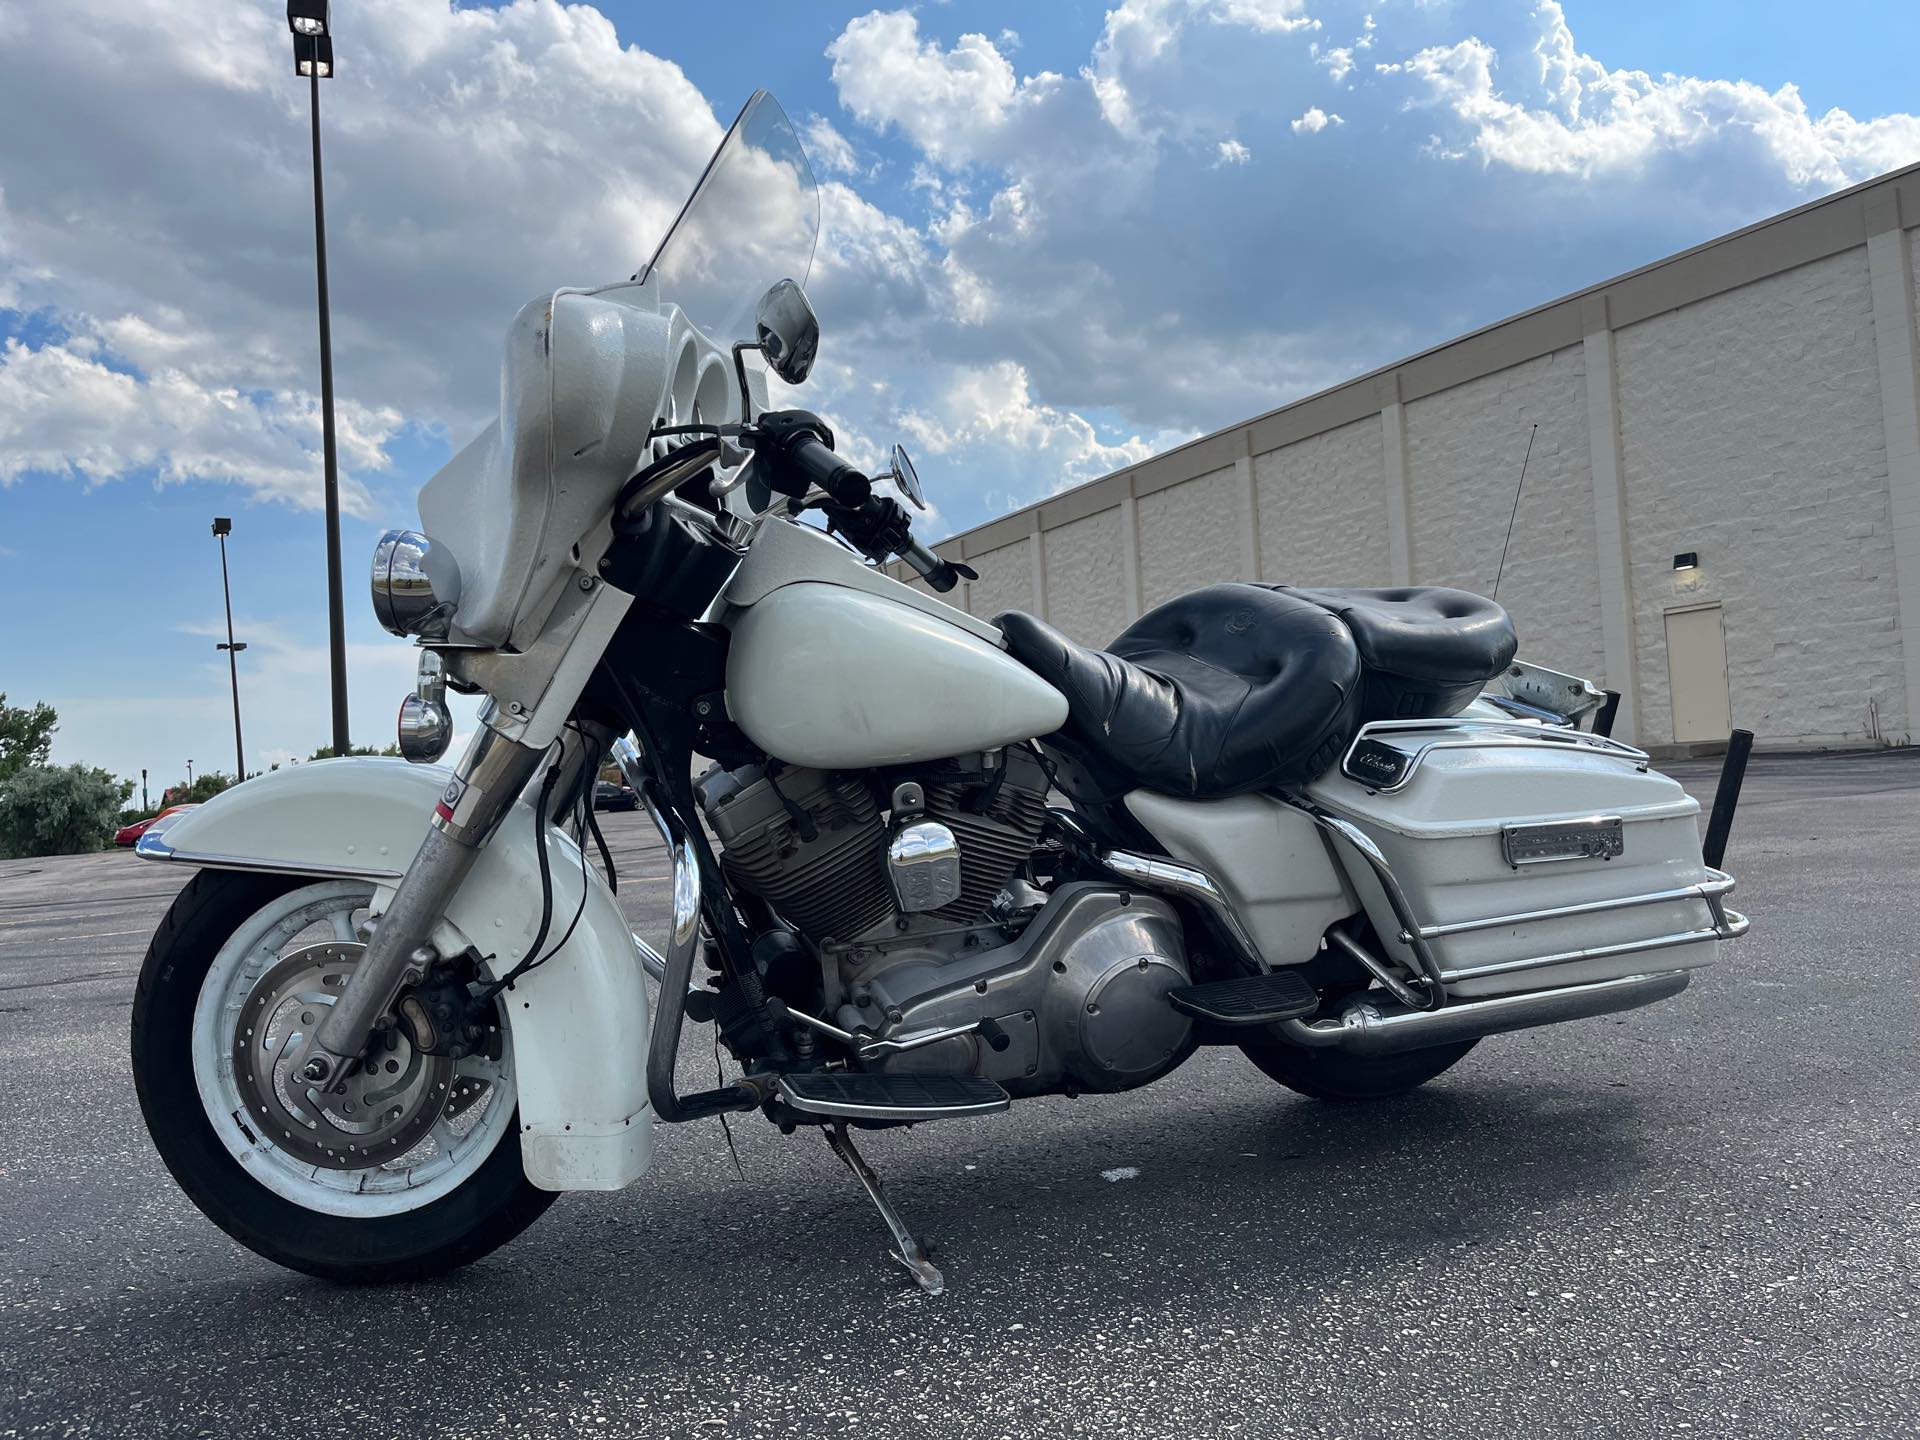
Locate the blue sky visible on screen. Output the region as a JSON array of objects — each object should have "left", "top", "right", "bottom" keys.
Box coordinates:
[{"left": 4, "top": 0, "right": 1920, "bottom": 787}]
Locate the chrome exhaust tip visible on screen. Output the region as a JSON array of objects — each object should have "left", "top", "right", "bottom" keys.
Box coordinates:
[{"left": 1279, "top": 969, "right": 1692, "bottom": 1057}]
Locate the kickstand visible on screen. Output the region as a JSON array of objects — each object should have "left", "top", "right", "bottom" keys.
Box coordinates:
[{"left": 824, "top": 1121, "right": 945, "bottom": 1296}]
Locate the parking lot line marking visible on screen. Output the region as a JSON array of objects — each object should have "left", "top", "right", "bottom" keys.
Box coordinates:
[{"left": 0, "top": 928, "right": 147, "bottom": 947}]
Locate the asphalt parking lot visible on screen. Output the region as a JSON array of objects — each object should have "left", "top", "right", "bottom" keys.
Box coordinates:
[{"left": 1, "top": 751, "right": 1916, "bottom": 1438}]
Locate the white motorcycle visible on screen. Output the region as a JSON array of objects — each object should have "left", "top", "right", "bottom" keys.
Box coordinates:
[{"left": 131, "top": 94, "right": 1749, "bottom": 1294}]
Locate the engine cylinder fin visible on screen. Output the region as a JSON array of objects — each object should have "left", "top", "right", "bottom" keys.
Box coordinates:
[
  {"left": 920, "top": 751, "right": 1050, "bottom": 925},
  {"left": 711, "top": 768, "right": 894, "bottom": 942}
]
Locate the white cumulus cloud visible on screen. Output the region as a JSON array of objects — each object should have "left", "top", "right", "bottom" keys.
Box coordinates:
[{"left": 1388, "top": 2, "right": 1920, "bottom": 185}]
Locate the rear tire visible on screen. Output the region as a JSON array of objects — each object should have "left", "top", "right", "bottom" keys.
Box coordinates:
[
  {"left": 1238, "top": 1032, "right": 1478, "bottom": 1101},
  {"left": 132, "top": 870, "right": 556, "bottom": 1283}
]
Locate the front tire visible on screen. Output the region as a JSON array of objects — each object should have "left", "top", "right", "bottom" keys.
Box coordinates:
[
  {"left": 132, "top": 870, "right": 555, "bottom": 1282},
  {"left": 1238, "top": 1031, "right": 1478, "bottom": 1101}
]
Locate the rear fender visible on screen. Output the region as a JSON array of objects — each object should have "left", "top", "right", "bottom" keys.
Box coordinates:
[{"left": 137, "top": 758, "right": 652, "bottom": 1192}]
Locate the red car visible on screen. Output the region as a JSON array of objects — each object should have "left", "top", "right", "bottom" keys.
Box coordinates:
[{"left": 114, "top": 804, "right": 196, "bottom": 847}]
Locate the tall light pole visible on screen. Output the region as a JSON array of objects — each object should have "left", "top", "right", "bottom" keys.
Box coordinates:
[
  {"left": 186, "top": 759, "right": 195, "bottom": 788},
  {"left": 212, "top": 518, "right": 248, "bottom": 780},
  {"left": 288, "top": 1, "right": 350, "bottom": 756}
]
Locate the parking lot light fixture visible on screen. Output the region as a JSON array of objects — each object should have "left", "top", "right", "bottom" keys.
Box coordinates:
[
  {"left": 287, "top": 1, "right": 328, "bottom": 37},
  {"left": 293, "top": 33, "right": 333, "bottom": 77}
]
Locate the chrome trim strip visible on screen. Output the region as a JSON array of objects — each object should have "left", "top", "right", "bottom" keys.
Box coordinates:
[
  {"left": 1099, "top": 847, "right": 1270, "bottom": 974},
  {"left": 1279, "top": 969, "right": 1693, "bottom": 1056},
  {"left": 1340, "top": 718, "right": 1649, "bottom": 795},
  {"left": 134, "top": 830, "right": 403, "bottom": 883},
  {"left": 775, "top": 1077, "right": 1010, "bottom": 1122},
  {"left": 1419, "top": 870, "right": 1738, "bottom": 939},
  {"left": 1437, "top": 908, "right": 1747, "bottom": 982}
]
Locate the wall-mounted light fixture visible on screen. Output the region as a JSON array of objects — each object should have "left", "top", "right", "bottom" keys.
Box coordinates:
[{"left": 1672, "top": 551, "right": 1699, "bottom": 572}]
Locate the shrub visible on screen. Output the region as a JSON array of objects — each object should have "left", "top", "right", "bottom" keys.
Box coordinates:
[
  {"left": 166, "top": 772, "right": 237, "bottom": 806},
  {"left": 0, "top": 764, "right": 136, "bottom": 859}
]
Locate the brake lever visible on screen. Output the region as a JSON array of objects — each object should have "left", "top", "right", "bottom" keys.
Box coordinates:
[{"left": 704, "top": 435, "right": 758, "bottom": 501}]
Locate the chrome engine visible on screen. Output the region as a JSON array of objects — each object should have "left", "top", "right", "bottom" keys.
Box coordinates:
[{"left": 697, "top": 750, "right": 1193, "bottom": 1096}]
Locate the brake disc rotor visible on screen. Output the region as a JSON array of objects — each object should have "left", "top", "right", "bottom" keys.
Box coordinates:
[{"left": 231, "top": 942, "right": 455, "bottom": 1171}]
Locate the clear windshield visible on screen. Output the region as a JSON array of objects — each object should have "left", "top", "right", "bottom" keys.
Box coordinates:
[{"left": 638, "top": 91, "right": 819, "bottom": 347}]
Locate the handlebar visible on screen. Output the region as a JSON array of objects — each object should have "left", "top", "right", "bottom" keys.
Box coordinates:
[
  {"left": 785, "top": 432, "right": 871, "bottom": 509},
  {"left": 899, "top": 537, "right": 962, "bottom": 594},
  {"left": 751, "top": 410, "right": 973, "bottom": 593}
]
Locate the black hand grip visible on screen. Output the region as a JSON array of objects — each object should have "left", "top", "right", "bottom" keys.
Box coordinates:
[
  {"left": 788, "top": 433, "right": 872, "bottom": 507},
  {"left": 901, "top": 538, "right": 959, "bottom": 592}
]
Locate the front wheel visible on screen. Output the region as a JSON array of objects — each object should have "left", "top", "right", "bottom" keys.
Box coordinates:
[
  {"left": 1238, "top": 1031, "right": 1479, "bottom": 1101},
  {"left": 132, "top": 870, "right": 555, "bottom": 1282}
]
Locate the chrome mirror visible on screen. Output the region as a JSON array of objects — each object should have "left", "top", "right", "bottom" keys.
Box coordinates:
[
  {"left": 754, "top": 278, "right": 819, "bottom": 385},
  {"left": 881, "top": 443, "right": 927, "bottom": 511}
]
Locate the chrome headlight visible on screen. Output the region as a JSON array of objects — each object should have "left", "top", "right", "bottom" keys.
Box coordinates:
[{"left": 371, "top": 529, "right": 461, "bottom": 639}]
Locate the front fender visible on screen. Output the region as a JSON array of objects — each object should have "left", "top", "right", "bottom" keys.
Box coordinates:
[{"left": 138, "top": 758, "right": 653, "bottom": 1192}]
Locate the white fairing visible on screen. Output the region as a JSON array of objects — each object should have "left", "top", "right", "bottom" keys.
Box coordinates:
[
  {"left": 1126, "top": 791, "right": 1357, "bottom": 967},
  {"left": 137, "top": 760, "right": 653, "bottom": 1192},
  {"left": 418, "top": 278, "right": 757, "bottom": 650},
  {"left": 727, "top": 581, "right": 1070, "bottom": 767}
]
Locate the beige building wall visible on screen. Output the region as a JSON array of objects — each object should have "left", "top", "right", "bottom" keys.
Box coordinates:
[{"left": 895, "top": 164, "right": 1920, "bottom": 751}]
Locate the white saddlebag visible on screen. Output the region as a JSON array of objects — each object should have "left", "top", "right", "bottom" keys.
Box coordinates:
[{"left": 1302, "top": 721, "right": 1744, "bottom": 998}]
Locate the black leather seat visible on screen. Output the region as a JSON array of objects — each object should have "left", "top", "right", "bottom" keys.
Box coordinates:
[
  {"left": 1278, "top": 586, "right": 1518, "bottom": 722},
  {"left": 997, "top": 584, "right": 1362, "bottom": 798}
]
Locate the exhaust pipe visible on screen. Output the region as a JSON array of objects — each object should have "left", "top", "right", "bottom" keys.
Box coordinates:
[{"left": 1278, "top": 969, "right": 1692, "bottom": 1056}]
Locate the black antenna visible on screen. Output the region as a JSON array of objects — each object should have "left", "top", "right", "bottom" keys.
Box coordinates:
[{"left": 1491, "top": 422, "right": 1537, "bottom": 600}]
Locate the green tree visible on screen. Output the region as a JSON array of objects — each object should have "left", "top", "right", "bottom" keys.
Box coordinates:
[
  {"left": 0, "top": 764, "right": 134, "bottom": 859},
  {"left": 163, "top": 772, "right": 237, "bottom": 806},
  {"left": 306, "top": 742, "right": 403, "bottom": 760},
  {"left": 0, "top": 695, "right": 58, "bottom": 783}
]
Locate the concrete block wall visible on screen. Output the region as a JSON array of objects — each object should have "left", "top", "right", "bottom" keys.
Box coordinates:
[
  {"left": 1403, "top": 345, "right": 1605, "bottom": 680},
  {"left": 1138, "top": 465, "right": 1243, "bottom": 609},
  {"left": 1254, "top": 416, "right": 1389, "bottom": 586},
  {"left": 905, "top": 164, "right": 1920, "bottom": 750},
  {"left": 1616, "top": 248, "right": 1909, "bottom": 746},
  {"left": 1041, "top": 509, "right": 1129, "bottom": 642}
]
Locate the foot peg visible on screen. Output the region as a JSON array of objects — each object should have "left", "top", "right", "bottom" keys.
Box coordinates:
[
  {"left": 776, "top": 1071, "right": 1009, "bottom": 1121},
  {"left": 1168, "top": 970, "right": 1318, "bottom": 1025},
  {"left": 825, "top": 1123, "right": 945, "bottom": 1295}
]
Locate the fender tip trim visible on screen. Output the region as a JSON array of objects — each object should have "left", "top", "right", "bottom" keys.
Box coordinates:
[{"left": 134, "top": 830, "right": 402, "bottom": 883}]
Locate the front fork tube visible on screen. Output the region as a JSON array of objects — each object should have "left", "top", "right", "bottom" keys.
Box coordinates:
[{"left": 299, "top": 721, "right": 547, "bottom": 1086}]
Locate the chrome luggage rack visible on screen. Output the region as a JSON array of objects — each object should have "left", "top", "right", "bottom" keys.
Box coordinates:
[
  {"left": 1339, "top": 717, "right": 1650, "bottom": 795},
  {"left": 1279, "top": 792, "right": 1749, "bottom": 999}
]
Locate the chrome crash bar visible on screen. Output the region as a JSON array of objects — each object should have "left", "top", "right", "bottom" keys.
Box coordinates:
[{"left": 614, "top": 737, "right": 761, "bottom": 1123}]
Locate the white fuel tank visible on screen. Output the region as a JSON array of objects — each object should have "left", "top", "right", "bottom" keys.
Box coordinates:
[{"left": 725, "top": 581, "right": 1069, "bottom": 768}]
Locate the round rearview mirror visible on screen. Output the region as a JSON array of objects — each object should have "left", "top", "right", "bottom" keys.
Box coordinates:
[
  {"left": 890, "top": 443, "right": 926, "bottom": 510},
  {"left": 754, "top": 278, "right": 819, "bottom": 385}
]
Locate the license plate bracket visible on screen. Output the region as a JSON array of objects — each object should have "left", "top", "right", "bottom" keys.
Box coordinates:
[{"left": 1501, "top": 815, "right": 1625, "bottom": 868}]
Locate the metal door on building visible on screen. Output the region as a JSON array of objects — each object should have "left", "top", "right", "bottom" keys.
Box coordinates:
[{"left": 1664, "top": 603, "right": 1732, "bottom": 743}]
